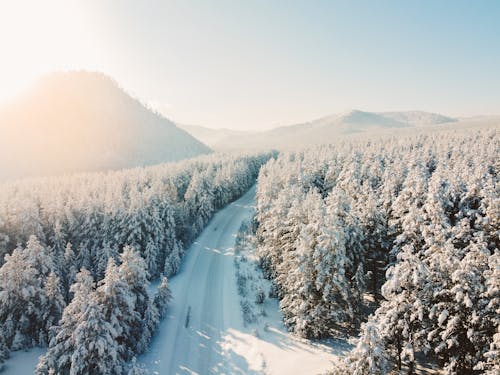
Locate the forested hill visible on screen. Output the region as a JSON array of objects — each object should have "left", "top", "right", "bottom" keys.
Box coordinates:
[{"left": 0, "top": 71, "right": 212, "bottom": 180}]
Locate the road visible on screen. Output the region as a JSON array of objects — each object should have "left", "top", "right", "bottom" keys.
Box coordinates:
[{"left": 140, "top": 186, "right": 256, "bottom": 374}]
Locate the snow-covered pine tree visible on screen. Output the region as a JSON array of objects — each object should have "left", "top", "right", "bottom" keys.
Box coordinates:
[
  {"left": 0, "top": 336, "right": 9, "bottom": 371},
  {"left": 128, "top": 357, "right": 148, "bottom": 375},
  {"left": 154, "top": 276, "right": 172, "bottom": 319},
  {"left": 41, "top": 272, "right": 66, "bottom": 346},
  {"left": 76, "top": 242, "right": 92, "bottom": 274},
  {"left": 118, "top": 246, "right": 151, "bottom": 355},
  {"left": 480, "top": 326, "right": 500, "bottom": 374},
  {"left": 63, "top": 242, "right": 78, "bottom": 298},
  {"left": 344, "top": 320, "right": 392, "bottom": 375},
  {"left": 49, "top": 221, "right": 67, "bottom": 275},
  {"left": 36, "top": 269, "right": 95, "bottom": 375},
  {"left": 69, "top": 292, "right": 122, "bottom": 375},
  {"left": 94, "top": 241, "right": 118, "bottom": 279},
  {"left": 325, "top": 186, "right": 366, "bottom": 307},
  {"left": 163, "top": 239, "right": 182, "bottom": 277},
  {"left": 144, "top": 238, "right": 159, "bottom": 280},
  {"left": 95, "top": 257, "right": 137, "bottom": 362},
  {"left": 480, "top": 251, "right": 500, "bottom": 373},
  {"left": 424, "top": 239, "right": 499, "bottom": 374},
  {"left": 0, "top": 215, "right": 10, "bottom": 266},
  {"left": 0, "top": 236, "right": 62, "bottom": 350}
]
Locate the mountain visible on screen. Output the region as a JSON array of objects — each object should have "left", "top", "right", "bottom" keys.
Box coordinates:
[
  {"left": 182, "top": 110, "right": 462, "bottom": 151},
  {"left": 0, "top": 71, "right": 211, "bottom": 180},
  {"left": 380, "top": 110, "right": 457, "bottom": 125}
]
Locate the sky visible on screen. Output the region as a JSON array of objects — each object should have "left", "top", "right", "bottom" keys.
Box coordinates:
[{"left": 0, "top": 0, "right": 499, "bottom": 130}]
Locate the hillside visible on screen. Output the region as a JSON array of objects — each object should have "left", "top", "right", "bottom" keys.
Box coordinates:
[{"left": 0, "top": 72, "right": 211, "bottom": 179}]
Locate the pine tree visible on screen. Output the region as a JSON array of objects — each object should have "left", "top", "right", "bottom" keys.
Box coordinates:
[
  {"left": 96, "top": 257, "right": 137, "bottom": 362},
  {"left": 118, "top": 246, "right": 150, "bottom": 355},
  {"left": 95, "top": 242, "right": 118, "bottom": 279},
  {"left": 0, "top": 215, "right": 10, "bottom": 266},
  {"left": 163, "top": 240, "right": 182, "bottom": 277},
  {"left": 37, "top": 269, "right": 95, "bottom": 375},
  {"left": 41, "top": 272, "right": 66, "bottom": 345},
  {"left": 128, "top": 357, "right": 148, "bottom": 375},
  {"left": 480, "top": 326, "right": 500, "bottom": 374},
  {"left": 154, "top": 276, "right": 172, "bottom": 319},
  {"left": 49, "top": 221, "right": 67, "bottom": 274},
  {"left": 0, "top": 236, "right": 60, "bottom": 349},
  {"left": 0, "top": 336, "right": 9, "bottom": 371},
  {"left": 139, "top": 301, "right": 160, "bottom": 352},
  {"left": 144, "top": 239, "right": 159, "bottom": 279},
  {"left": 63, "top": 243, "right": 77, "bottom": 298},
  {"left": 69, "top": 293, "right": 122, "bottom": 375},
  {"left": 344, "top": 320, "right": 392, "bottom": 375}
]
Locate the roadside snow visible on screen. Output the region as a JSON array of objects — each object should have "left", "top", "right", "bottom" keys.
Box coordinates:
[
  {"left": 229, "top": 217, "right": 350, "bottom": 375},
  {"left": 2, "top": 347, "right": 44, "bottom": 374}
]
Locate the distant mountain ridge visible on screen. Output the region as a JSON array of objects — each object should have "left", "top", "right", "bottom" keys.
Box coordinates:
[
  {"left": 0, "top": 71, "right": 211, "bottom": 180},
  {"left": 274, "top": 109, "right": 457, "bottom": 133},
  {"left": 182, "top": 109, "right": 462, "bottom": 151},
  {"left": 379, "top": 110, "right": 457, "bottom": 125}
]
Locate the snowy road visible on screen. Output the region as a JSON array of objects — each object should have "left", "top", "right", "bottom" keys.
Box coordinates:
[
  {"left": 140, "top": 185, "right": 346, "bottom": 375},
  {"left": 140, "top": 186, "right": 256, "bottom": 374}
]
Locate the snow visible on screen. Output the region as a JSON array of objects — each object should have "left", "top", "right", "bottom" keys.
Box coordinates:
[
  {"left": 220, "top": 306, "right": 350, "bottom": 375},
  {"left": 2, "top": 347, "right": 45, "bottom": 374},
  {"left": 139, "top": 185, "right": 346, "bottom": 374}
]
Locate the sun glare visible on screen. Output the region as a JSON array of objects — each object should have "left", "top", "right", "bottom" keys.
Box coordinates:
[{"left": 0, "top": 0, "right": 95, "bottom": 104}]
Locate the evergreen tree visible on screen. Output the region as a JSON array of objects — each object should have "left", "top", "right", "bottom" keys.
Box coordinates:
[
  {"left": 154, "top": 276, "right": 172, "bottom": 319},
  {"left": 37, "top": 269, "right": 95, "bottom": 375},
  {"left": 0, "top": 236, "right": 61, "bottom": 349},
  {"left": 0, "top": 215, "right": 10, "bottom": 266},
  {"left": 63, "top": 243, "right": 77, "bottom": 298},
  {"left": 128, "top": 357, "right": 148, "bottom": 375},
  {"left": 0, "top": 336, "right": 9, "bottom": 371},
  {"left": 118, "top": 246, "right": 150, "bottom": 355},
  {"left": 69, "top": 294, "right": 122, "bottom": 375},
  {"left": 41, "top": 272, "right": 66, "bottom": 345},
  {"left": 344, "top": 320, "right": 392, "bottom": 375},
  {"left": 96, "top": 257, "right": 137, "bottom": 362}
]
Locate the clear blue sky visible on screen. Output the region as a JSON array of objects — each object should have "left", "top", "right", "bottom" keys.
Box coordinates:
[{"left": 0, "top": 0, "right": 499, "bottom": 129}]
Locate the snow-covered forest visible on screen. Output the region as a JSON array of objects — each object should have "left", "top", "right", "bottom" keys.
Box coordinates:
[
  {"left": 255, "top": 129, "right": 499, "bottom": 374},
  {"left": 0, "top": 151, "right": 273, "bottom": 373}
]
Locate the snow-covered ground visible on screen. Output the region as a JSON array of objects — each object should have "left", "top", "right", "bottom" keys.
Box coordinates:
[
  {"left": 139, "top": 185, "right": 346, "bottom": 374},
  {"left": 2, "top": 347, "right": 45, "bottom": 374}
]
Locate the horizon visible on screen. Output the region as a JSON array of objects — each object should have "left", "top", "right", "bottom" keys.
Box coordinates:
[
  {"left": 0, "top": 0, "right": 499, "bottom": 130},
  {"left": 2, "top": 69, "right": 498, "bottom": 132}
]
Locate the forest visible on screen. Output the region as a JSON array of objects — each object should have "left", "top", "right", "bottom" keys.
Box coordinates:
[
  {"left": 0, "top": 151, "right": 274, "bottom": 373},
  {"left": 0, "top": 126, "right": 498, "bottom": 375},
  {"left": 255, "top": 129, "right": 499, "bottom": 374}
]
